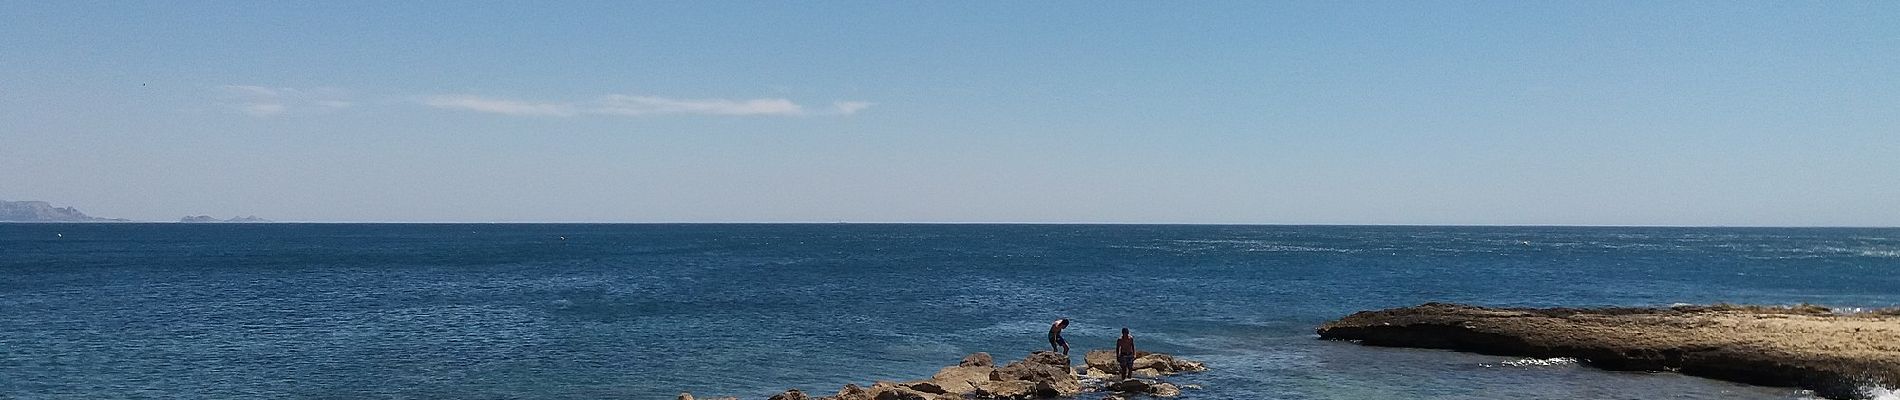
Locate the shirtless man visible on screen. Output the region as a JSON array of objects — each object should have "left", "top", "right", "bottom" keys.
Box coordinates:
[
  {"left": 1047, "top": 319, "right": 1071, "bottom": 355},
  {"left": 1115, "top": 327, "right": 1137, "bottom": 380}
]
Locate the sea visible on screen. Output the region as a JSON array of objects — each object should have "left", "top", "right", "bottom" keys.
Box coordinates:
[{"left": 3, "top": 224, "right": 1898, "bottom": 400}]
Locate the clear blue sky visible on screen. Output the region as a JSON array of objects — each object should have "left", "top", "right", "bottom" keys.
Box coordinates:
[{"left": 3, "top": 1, "right": 1896, "bottom": 225}]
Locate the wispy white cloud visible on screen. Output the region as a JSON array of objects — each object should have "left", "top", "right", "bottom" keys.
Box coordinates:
[
  {"left": 830, "top": 101, "right": 874, "bottom": 116},
  {"left": 219, "top": 85, "right": 353, "bottom": 117},
  {"left": 421, "top": 95, "right": 577, "bottom": 117},
  {"left": 593, "top": 95, "right": 803, "bottom": 116},
  {"left": 421, "top": 94, "right": 869, "bottom": 117}
]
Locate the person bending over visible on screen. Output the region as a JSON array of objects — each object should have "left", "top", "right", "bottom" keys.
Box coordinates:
[{"left": 1047, "top": 318, "right": 1071, "bottom": 355}]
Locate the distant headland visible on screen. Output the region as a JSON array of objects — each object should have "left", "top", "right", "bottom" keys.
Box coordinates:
[
  {"left": 0, "top": 200, "right": 128, "bottom": 222},
  {"left": 0, "top": 199, "right": 270, "bottom": 223}
]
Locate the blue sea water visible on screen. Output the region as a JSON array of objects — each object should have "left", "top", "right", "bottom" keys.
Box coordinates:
[{"left": 3, "top": 224, "right": 1898, "bottom": 400}]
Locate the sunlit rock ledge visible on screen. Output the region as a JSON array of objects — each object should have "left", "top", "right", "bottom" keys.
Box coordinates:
[{"left": 1318, "top": 302, "right": 1900, "bottom": 399}]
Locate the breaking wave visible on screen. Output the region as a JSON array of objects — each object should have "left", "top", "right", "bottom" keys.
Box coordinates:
[{"left": 1482, "top": 357, "right": 1579, "bottom": 368}]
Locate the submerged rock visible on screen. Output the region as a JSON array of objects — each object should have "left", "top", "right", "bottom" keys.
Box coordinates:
[
  {"left": 1318, "top": 302, "right": 1900, "bottom": 400},
  {"left": 1104, "top": 379, "right": 1182, "bottom": 398}
]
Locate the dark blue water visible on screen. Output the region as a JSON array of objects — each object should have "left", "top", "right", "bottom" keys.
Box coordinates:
[{"left": 4, "top": 224, "right": 1898, "bottom": 399}]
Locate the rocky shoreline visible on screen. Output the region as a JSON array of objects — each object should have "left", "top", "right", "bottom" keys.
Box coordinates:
[
  {"left": 680, "top": 350, "right": 1206, "bottom": 400},
  {"left": 1318, "top": 303, "right": 1900, "bottom": 399}
]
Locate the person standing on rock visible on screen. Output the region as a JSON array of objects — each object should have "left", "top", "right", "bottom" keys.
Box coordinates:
[
  {"left": 1048, "top": 318, "right": 1071, "bottom": 355},
  {"left": 1115, "top": 327, "right": 1137, "bottom": 381}
]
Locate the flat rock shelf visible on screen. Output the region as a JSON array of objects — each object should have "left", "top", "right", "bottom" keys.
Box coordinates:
[{"left": 1318, "top": 303, "right": 1900, "bottom": 399}]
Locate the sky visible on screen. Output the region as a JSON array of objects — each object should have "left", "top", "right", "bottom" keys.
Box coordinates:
[{"left": 2, "top": 1, "right": 1897, "bottom": 225}]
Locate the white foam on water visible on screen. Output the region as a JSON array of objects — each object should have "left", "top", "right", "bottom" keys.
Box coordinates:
[
  {"left": 1789, "top": 246, "right": 1900, "bottom": 259},
  {"left": 1168, "top": 239, "right": 1357, "bottom": 253},
  {"left": 1482, "top": 357, "right": 1579, "bottom": 368},
  {"left": 1861, "top": 249, "right": 1900, "bottom": 258},
  {"left": 1863, "top": 386, "right": 1900, "bottom": 400},
  {"left": 1796, "top": 386, "right": 1900, "bottom": 400}
]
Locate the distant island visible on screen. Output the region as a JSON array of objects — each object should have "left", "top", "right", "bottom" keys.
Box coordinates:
[
  {"left": 0, "top": 200, "right": 128, "bottom": 222},
  {"left": 1, "top": 199, "right": 272, "bottom": 223},
  {"left": 179, "top": 215, "right": 272, "bottom": 223}
]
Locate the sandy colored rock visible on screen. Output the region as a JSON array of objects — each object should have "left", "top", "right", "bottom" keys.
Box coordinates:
[
  {"left": 682, "top": 351, "right": 1204, "bottom": 399},
  {"left": 1318, "top": 302, "right": 1900, "bottom": 399},
  {"left": 899, "top": 381, "right": 946, "bottom": 395},
  {"left": 928, "top": 365, "right": 992, "bottom": 394},
  {"left": 1170, "top": 359, "right": 1207, "bottom": 373},
  {"left": 991, "top": 355, "right": 1079, "bottom": 396},
  {"left": 972, "top": 380, "right": 1035, "bottom": 399},
  {"left": 768, "top": 389, "right": 810, "bottom": 400},
  {"left": 1083, "top": 350, "right": 1118, "bottom": 373},
  {"left": 1082, "top": 349, "right": 1206, "bottom": 379},
  {"left": 1132, "top": 354, "right": 1174, "bottom": 371},
  {"left": 864, "top": 382, "right": 932, "bottom": 400},
  {"left": 959, "top": 352, "right": 994, "bottom": 367},
  {"left": 873, "top": 389, "right": 930, "bottom": 400},
  {"left": 1021, "top": 350, "right": 1070, "bottom": 368},
  {"left": 828, "top": 384, "right": 873, "bottom": 400}
]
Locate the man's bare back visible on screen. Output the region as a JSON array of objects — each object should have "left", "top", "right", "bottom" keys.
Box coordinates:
[{"left": 1114, "top": 328, "right": 1136, "bottom": 380}]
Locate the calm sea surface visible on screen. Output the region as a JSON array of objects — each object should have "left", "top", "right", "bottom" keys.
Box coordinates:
[{"left": 4, "top": 224, "right": 1898, "bottom": 399}]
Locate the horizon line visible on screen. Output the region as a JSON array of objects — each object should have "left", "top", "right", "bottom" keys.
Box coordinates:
[{"left": 4, "top": 221, "right": 1897, "bottom": 229}]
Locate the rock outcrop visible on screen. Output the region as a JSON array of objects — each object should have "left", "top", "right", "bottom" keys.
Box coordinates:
[
  {"left": 929, "top": 365, "right": 993, "bottom": 395},
  {"left": 989, "top": 351, "right": 1080, "bottom": 397},
  {"left": 1078, "top": 350, "right": 1207, "bottom": 380},
  {"left": 767, "top": 389, "right": 810, "bottom": 400},
  {"left": 1318, "top": 302, "right": 1900, "bottom": 399},
  {"left": 959, "top": 352, "right": 994, "bottom": 367},
  {"left": 681, "top": 351, "right": 1206, "bottom": 400}
]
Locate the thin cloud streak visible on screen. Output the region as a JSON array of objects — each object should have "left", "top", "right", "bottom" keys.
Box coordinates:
[
  {"left": 421, "top": 95, "right": 577, "bottom": 117},
  {"left": 594, "top": 95, "right": 802, "bottom": 116},
  {"left": 830, "top": 101, "right": 874, "bottom": 115},
  {"left": 422, "top": 94, "right": 869, "bottom": 117},
  {"left": 219, "top": 85, "right": 353, "bottom": 117}
]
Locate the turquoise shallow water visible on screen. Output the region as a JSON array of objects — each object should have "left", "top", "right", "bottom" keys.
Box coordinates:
[{"left": 3, "top": 224, "right": 1898, "bottom": 399}]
